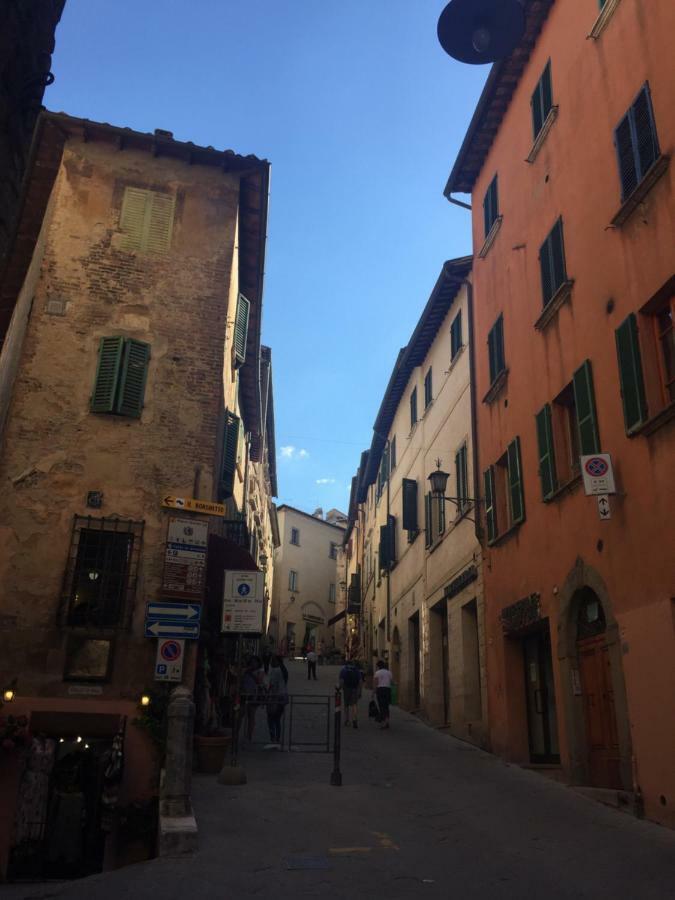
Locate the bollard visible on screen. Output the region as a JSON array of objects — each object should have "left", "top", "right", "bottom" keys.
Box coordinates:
[
  {"left": 330, "top": 685, "right": 342, "bottom": 786},
  {"left": 162, "top": 685, "right": 195, "bottom": 817}
]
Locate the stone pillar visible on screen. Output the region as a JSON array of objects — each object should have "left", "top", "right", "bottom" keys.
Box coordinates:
[{"left": 162, "top": 685, "right": 195, "bottom": 817}]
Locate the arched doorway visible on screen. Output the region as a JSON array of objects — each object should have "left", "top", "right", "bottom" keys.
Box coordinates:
[{"left": 575, "top": 588, "right": 621, "bottom": 789}]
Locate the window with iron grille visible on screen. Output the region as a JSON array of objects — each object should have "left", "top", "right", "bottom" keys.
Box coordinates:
[
  {"left": 614, "top": 83, "right": 660, "bottom": 201},
  {"left": 60, "top": 516, "right": 143, "bottom": 630}
]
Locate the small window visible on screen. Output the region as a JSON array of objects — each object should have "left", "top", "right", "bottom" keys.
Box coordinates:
[
  {"left": 531, "top": 61, "right": 553, "bottom": 140},
  {"left": 539, "top": 218, "right": 568, "bottom": 307},
  {"left": 390, "top": 435, "right": 397, "bottom": 471},
  {"left": 329, "top": 541, "right": 338, "bottom": 560},
  {"left": 483, "top": 175, "right": 499, "bottom": 237},
  {"left": 485, "top": 437, "right": 524, "bottom": 542},
  {"left": 551, "top": 383, "right": 581, "bottom": 486},
  {"left": 402, "top": 478, "right": 418, "bottom": 537},
  {"left": 120, "top": 187, "right": 175, "bottom": 254},
  {"left": 290, "top": 527, "right": 300, "bottom": 546},
  {"left": 451, "top": 311, "right": 463, "bottom": 360},
  {"left": 91, "top": 336, "right": 150, "bottom": 419},
  {"left": 289, "top": 570, "right": 298, "bottom": 591},
  {"left": 424, "top": 368, "right": 433, "bottom": 409},
  {"left": 329, "top": 583, "right": 336, "bottom": 604},
  {"left": 455, "top": 444, "right": 469, "bottom": 512},
  {"left": 614, "top": 84, "right": 660, "bottom": 201},
  {"left": 410, "top": 387, "right": 418, "bottom": 429},
  {"left": 487, "top": 315, "right": 505, "bottom": 384},
  {"left": 615, "top": 313, "right": 648, "bottom": 431}
]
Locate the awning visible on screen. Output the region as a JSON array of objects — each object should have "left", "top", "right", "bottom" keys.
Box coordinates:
[{"left": 327, "top": 609, "right": 347, "bottom": 627}]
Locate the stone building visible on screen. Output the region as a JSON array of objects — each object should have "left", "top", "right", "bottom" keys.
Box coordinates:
[
  {"left": 270, "top": 505, "right": 346, "bottom": 655},
  {"left": 0, "top": 111, "right": 275, "bottom": 876},
  {"left": 444, "top": 0, "right": 675, "bottom": 826},
  {"left": 345, "top": 259, "right": 487, "bottom": 745}
]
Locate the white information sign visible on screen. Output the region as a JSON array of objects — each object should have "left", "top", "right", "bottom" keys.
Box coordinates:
[
  {"left": 580, "top": 454, "right": 616, "bottom": 496},
  {"left": 154, "top": 638, "right": 185, "bottom": 682},
  {"left": 222, "top": 570, "right": 265, "bottom": 634},
  {"left": 596, "top": 494, "right": 611, "bottom": 521}
]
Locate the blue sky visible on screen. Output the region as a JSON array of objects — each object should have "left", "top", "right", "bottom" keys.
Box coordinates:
[{"left": 47, "top": 1, "right": 488, "bottom": 515}]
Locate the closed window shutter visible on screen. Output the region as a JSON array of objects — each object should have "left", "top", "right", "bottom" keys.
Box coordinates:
[
  {"left": 233, "top": 293, "right": 250, "bottom": 366},
  {"left": 633, "top": 85, "right": 659, "bottom": 181},
  {"left": 484, "top": 467, "right": 496, "bottom": 542},
  {"left": 145, "top": 192, "right": 175, "bottom": 254},
  {"left": 390, "top": 436, "right": 396, "bottom": 470},
  {"left": 531, "top": 79, "right": 544, "bottom": 138},
  {"left": 551, "top": 219, "right": 566, "bottom": 293},
  {"left": 410, "top": 388, "right": 417, "bottom": 426},
  {"left": 507, "top": 437, "right": 525, "bottom": 524},
  {"left": 573, "top": 360, "right": 601, "bottom": 455},
  {"left": 116, "top": 339, "right": 150, "bottom": 417},
  {"left": 615, "top": 313, "right": 648, "bottom": 432},
  {"left": 424, "top": 492, "right": 432, "bottom": 547},
  {"left": 483, "top": 177, "right": 498, "bottom": 237},
  {"left": 494, "top": 316, "right": 504, "bottom": 375},
  {"left": 220, "top": 410, "right": 240, "bottom": 498},
  {"left": 455, "top": 445, "right": 468, "bottom": 507},
  {"left": 535, "top": 404, "right": 557, "bottom": 499},
  {"left": 402, "top": 478, "right": 418, "bottom": 532},
  {"left": 541, "top": 62, "right": 552, "bottom": 119},
  {"left": 539, "top": 233, "right": 554, "bottom": 306},
  {"left": 379, "top": 523, "right": 390, "bottom": 570},
  {"left": 388, "top": 515, "right": 397, "bottom": 565},
  {"left": 120, "top": 188, "right": 174, "bottom": 253},
  {"left": 615, "top": 113, "right": 638, "bottom": 199},
  {"left": 120, "top": 188, "right": 149, "bottom": 251},
  {"left": 91, "top": 336, "right": 124, "bottom": 413},
  {"left": 483, "top": 187, "right": 491, "bottom": 238}
]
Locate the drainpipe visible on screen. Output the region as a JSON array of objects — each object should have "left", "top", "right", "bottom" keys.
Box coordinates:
[
  {"left": 465, "top": 279, "right": 483, "bottom": 544},
  {"left": 386, "top": 440, "right": 391, "bottom": 642}
]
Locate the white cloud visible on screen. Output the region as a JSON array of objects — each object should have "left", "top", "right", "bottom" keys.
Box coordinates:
[
  {"left": 298, "top": 449, "right": 309, "bottom": 459},
  {"left": 280, "top": 445, "right": 309, "bottom": 461},
  {"left": 316, "top": 478, "right": 336, "bottom": 485}
]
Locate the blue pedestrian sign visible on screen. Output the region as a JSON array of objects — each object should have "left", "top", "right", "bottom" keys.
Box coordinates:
[{"left": 145, "top": 601, "right": 201, "bottom": 640}]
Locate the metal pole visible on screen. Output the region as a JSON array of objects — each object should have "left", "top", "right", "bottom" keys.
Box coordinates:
[
  {"left": 330, "top": 685, "right": 342, "bottom": 786},
  {"left": 231, "top": 634, "right": 243, "bottom": 767}
]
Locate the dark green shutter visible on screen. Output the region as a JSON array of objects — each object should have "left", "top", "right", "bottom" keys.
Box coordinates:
[
  {"left": 220, "top": 410, "right": 240, "bottom": 498},
  {"left": 388, "top": 515, "right": 396, "bottom": 565},
  {"left": 551, "top": 219, "right": 566, "bottom": 293},
  {"left": 535, "top": 404, "right": 557, "bottom": 499},
  {"left": 484, "top": 467, "right": 496, "bottom": 543},
  {"left": 573, "top": 360, "right": 600, "bottom": 455},
  {"left": 379, "top": 523, "right": 390, "bottom": 570},
  {"left": 507, "top": 437, "right": 525, "bottom": 525},
  {"left": 455, "top": 444, "right": 468, "bottom": 507},
  {"left": 488, "top": 316, "right": 504, "bottom": 384},
  {"left": 402, "top": 479, "right": 418, "bottom": 532},
  {"left": 532, "top": 62, "right": 552, "bottom": 139},
  {"left": 116, "top": 339, "right": 150, "bottom": 417},
  {"left": 424, "top": 492, "right": 432, "bottom": 547},
  {"left": 233, "top": 293, "right": 250, "bottom": 366},
  {"left": 483, "top": 176, "right": 498, "bottom": 237},
  {"left": 633, "top": 85, "right": 659, "bottom": 181},
  {"left": 615, "top": 113, "right": 638, "bottom": 199},
  {"left": 390, "top": 436, "right": 396, "bottom": 470},
  {"left": 437, "top": 495, "right": 445, "bottom": 535},
  {"left": 410, "top": 388, "right": 417, "bottom": 426},
  {"left": 615, "top": 314, "right": 648, "bottom": 431},
  {"left": 91, "top": 336, "right": 124, "bottom": 413},
  {"left": 539, "top": 233, "right": 554, "bottom": 306}
]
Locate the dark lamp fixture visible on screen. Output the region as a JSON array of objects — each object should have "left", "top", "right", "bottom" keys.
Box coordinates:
[
  {"left": 428, "top": 462, "right": 450, "bottom": 498},
  {"left": 437, "top": 0, "right": 525, "bottom": 65}
]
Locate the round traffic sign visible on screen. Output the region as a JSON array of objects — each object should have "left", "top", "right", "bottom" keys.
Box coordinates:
[
  {"left": 237, "top": 583, "right": 251, "bottom": 596},
  {"left": 160, "top": 640, "right": 182, "bottom": 662},
  {"left": 585, "top": 456, "right": 608, "bottom": 477}
]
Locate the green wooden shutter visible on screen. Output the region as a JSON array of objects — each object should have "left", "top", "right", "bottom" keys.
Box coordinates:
[
  {"left": 220, "top": 410, "right": 240, "bottom": 498},
  {"left": 535, "top": 404, "right": 557, "bottom": 500},
  {"left": 424, "top": 492, "right": 432, "bottom": 547},
  {"left": 633, "top": 85, "right": 659, "bottom": 182},
  {"left": 550, "top": 218, "right": 566, "bottom": 293},
  {"left": 388, "top": 515, "right": 397, "bottom": 565},
  {"left": 573, "top": 360, "right": 601, "bottom": 455},
  {"left": 145, "top": 192, "right": 175, "bottom": 254},
  {"left": 615, "top": 113, "right": 638, "bottom": 199},
  {"left": 120, "top": 188, "right": 150, "bottom": 251},
  {"left": 507, "top": 437, "right": 525, "bottom": 525},
  {"left": 233, "top": 293, "right": 250, "bottom": 366},
  {"left": 541, "top": 62, "right": 552, "bottom": 120},
  {"left": 484, "top": 467, "right": 496, "bottom": 543},
  {"left": 615, "top": 314, "right": 648, "bottom": 432},
  {"left": 116, "top": 339, "right": 150, "bottom": 417},
  {"left": 379, "top": 523, "right": 390, "bottom": 570},
  {"left": 390, "top": 435, "right": 396, "bottom": 470},
  {"left": 539, "top": 232, "right": 554, "bottom": 306},
  {"left": 437, "top": 494, "right": 446, "bottom": 535},
  {"left": 91, "top": 336, "right": 124, "bottom": 413},
  {"left": 455, "top": 444, "right": 468, "bottom": 508},
  {"left": 402, "top": 478, "right": 418, "bottom": 532}
]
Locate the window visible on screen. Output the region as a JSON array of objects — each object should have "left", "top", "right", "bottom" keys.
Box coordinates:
[
  {"left": 615, "top": 313, "right": 648, "bottom": 431},
  {"left": 402, "top": 478, "right": 418, "bottom": 540},
  {"left": 91, "top": 336, "right": 150, "bottom": 418},
  {"left": 61, "top": 516, "right": 143, "bottom": 631},
  {"left": 233, "top": 293, "right": 251, "bottom": 367},
  {"left": 289, "top": 570, "right": 298, "bottom": 591},
  {"left": 535, "top": 403, "right": 557, "bottom": 500},
  {"left": 539, "top": 218, "right": 568, "bottom": 307},
  {"left": 376, "top": 443, "right": 389, "bottom": 503},
  {"left": 572, "top": 360, "right": 601, "bottom": 455},
  {"left": 614, "top": 84, "right": 660, "bottom": 201},
  {"left": 424, "top": 368, "right": 433, "bottom": 409},
  {"left": 390, "top": 435, "right": 397, "bottom": 471},
  {"left": 120, "top": 187, "right": 175, "bottom": 254},
  {"left": 483, "top": 175, "right": 499, "bottom": 237},
  {"left": 329, "top": 583, "right": 336, "bottom": 604},
  {"left": 329, "top": 541, "right": 338, "bottom": 559},
  {"left": 484, "top": 437, "right": 524, "bottom": 542},
  {"left": 378, "top": 516, "right": 396, "bottom": 571},
  {"left": 290, "top": 527, "right": 300, "bottom": 546},
  {"left": 451, "top": 311, "right": 463, "bottom": 360},
  {"left": 487, "top": 315, "right": 505, "bottom": 384},
  {"left": 455, "top": 444, "right": 469, "bottom": 512},
  {"left": 653, "top": 297, "right": 675, "bottom": 404},
  {"left": 219, "top": 409, "right": 240, "bottom": 500},
  {"left": 410, "top": 387, "right": 418, "bottom": 428},
  {"left": 424, "top": 491, "right": 444, "bottom": 545},
  {"left": 531, "top": 61, "right": 553, "bottom": 140}
]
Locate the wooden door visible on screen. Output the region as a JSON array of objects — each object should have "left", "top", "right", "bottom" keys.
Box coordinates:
[{"left": 577, "top": 634, "right": 621, "bottom": 789}]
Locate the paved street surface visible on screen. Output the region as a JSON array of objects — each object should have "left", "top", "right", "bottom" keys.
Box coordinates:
[{"left": 4, "top": 660, "right": 675, "bottom": 899}]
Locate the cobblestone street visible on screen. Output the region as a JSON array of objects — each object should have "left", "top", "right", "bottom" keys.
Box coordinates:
[{"left": 5, "top": 661, "right": 675, "bottom": 900}]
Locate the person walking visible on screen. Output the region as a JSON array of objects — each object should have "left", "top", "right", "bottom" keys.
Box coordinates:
[
  {"left": 339, "top": 659, "right": 363, "bottom": 728},
  {"left": 265, "top": 656, "right": 288, "bottom": 749},
  {"left": 307, "top": 647, "right": 318, "bottom": 680},
  {"left": 374, "top": 659, "right": 393, "bottom": 729}
]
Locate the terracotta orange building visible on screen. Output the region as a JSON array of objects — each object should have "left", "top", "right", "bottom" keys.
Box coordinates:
[{"left": 444, "top": 0, "right": 675, "bottom": 826}]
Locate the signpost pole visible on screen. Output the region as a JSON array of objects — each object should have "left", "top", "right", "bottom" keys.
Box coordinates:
[{"left": 219, "top": 634, "right": 246, "bottom": 786}]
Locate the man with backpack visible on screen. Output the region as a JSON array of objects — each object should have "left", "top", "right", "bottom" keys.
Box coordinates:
[{"left": 339, "top": 659, "right": 363, "bottom": 728}]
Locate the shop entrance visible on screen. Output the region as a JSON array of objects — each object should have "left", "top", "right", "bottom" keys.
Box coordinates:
[
  {"left": 575, "top": 589, "right": 621, "bottom": 789},
  {"left": 523, "top": 627, "right": 560, "bottom": 763}
]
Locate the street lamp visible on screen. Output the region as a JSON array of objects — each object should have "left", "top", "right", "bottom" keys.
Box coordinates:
[
  {"left": 437, "top": 0, "right": 525, "bottom": 65},
  {"left": 427, "top": 459, "right": 480, "bottom": 521}
]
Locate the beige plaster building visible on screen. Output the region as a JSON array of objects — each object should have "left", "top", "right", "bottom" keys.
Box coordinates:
[
  {"left": 270, "top": 505, "right": 345, "bottom": 655},
  {"left": 0, "top": 111, "right": 275, "bottom": 877},
  {"left": 346, "top": 259, "right": 488, "bottom": 747}
]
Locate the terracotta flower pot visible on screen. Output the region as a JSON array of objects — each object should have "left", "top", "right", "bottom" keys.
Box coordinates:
[{"left": 194, "top": 735, "right": 232, "bottom": 774}]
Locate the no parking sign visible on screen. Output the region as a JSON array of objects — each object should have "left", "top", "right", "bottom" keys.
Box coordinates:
[{"left": 154, "top": 638, "right": 185, "bottom": 682}]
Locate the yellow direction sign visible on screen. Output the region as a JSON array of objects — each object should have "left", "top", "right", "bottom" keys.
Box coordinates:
[{"left": 162, "top": 495, "right": 224, "bottom": 517}]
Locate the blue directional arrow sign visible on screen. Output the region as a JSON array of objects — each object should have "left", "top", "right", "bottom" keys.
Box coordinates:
[{"left": 145, "top": 602, "right": 201, "bottom": 640}]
